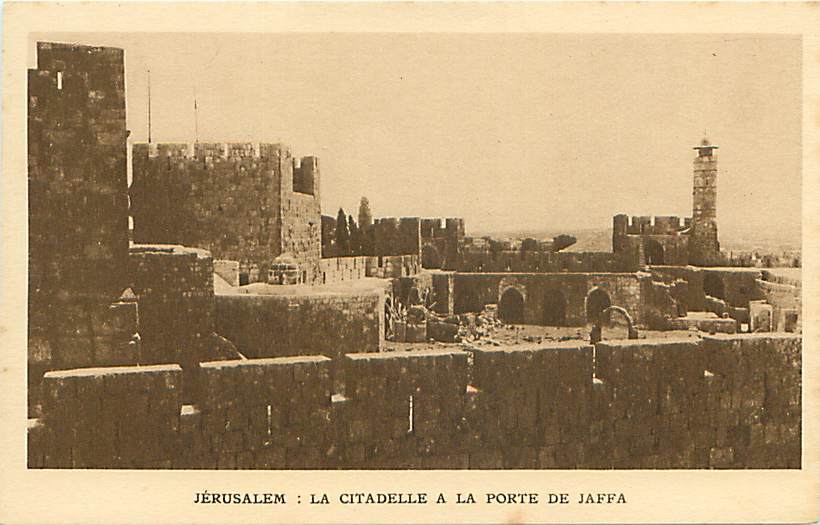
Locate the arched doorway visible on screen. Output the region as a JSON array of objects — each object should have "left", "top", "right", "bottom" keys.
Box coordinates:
[
  {"left": 421, "top": 245, "right": 442, "bottom": 269},
  {"left": 586, "top": 287, "right": 611, "bottom": 324},
  {"left": 703, "top": 273, "right": 726, "bottom": 300},
  {"left": 644, "top": 239, "right": 665, "bottom": 265},
  {"left": 498, "top": 288, "right": 525, "bottom": 324},
  {"left": 600, "top": 306, "right": 638, "bottom": 340},
  {"left": 542, "top": 289, "right": 567, "bottom": 326}
]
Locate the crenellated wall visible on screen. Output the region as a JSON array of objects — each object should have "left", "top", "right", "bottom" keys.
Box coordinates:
[
  {"left": 420, "top": 217, "right": 465, "bottom": 270},
  {"left": 130, "top": 142, "right": 322, "bottom": 284},
  {"left": 370, "top": 217, "right": 422, "bottom": 257},
  {"left": 612, "top": 214, "right": 691, "bottom": 266},
  {"left": 28, "top": 334, "right": 800, "bottom": 469}
]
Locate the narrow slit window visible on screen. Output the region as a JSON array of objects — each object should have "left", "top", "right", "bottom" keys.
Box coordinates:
[
  {"left": 56, "top": 71, "right": 63, "bottom": 90},
  {"left": 266, "top": 404, "right": 272, "bottom": 436},
  {"left": 407, "top": 395, "right": 414, "bottom": 434}
]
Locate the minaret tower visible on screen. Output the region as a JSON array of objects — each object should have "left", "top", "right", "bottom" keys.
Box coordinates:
[{"left": 689, "top": 138, "right": 721, "bottom": 265}]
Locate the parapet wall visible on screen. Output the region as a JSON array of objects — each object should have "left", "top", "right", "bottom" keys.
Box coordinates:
[
  {"left": 457, "top": 249, "right": 636, "bottom": 273},
  {"left": 319, "top": 256, "right": 368, "bottom": 284},
  {"left": 613, "top": 214, "right": 692, "bottom": 236},
  {"left": 214, "top": 291, "right": 384, "bottom": 361},
  {"left": 365, "top": 254, "right": 421, "bottom": 279},
  {"left": 28, "top": 335, "right": 801, "bottom": 469},
  {"left": 29, "top": 364, "right": 183, "bottom": 468}
]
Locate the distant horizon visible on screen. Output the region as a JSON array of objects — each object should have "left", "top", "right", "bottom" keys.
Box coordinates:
[{"left": 32, "top": 33, "right": 802, "bottom": 240}]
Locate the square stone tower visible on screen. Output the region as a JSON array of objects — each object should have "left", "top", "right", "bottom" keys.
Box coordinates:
[{"left": 689, "top": 138, "right": 722, "bottom": 266}]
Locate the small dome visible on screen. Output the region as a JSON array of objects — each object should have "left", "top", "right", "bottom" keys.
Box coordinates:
[{"left": 271, "top": 253, "right": 299, "bottom": 270}]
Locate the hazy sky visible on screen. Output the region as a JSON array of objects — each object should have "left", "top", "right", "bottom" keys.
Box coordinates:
[{"left": 31, "top": 33, "right": 801, "bottom": 239}]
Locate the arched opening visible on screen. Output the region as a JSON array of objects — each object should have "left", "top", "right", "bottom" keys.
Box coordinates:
[
  {"left": 498, "top": 288, "right": 525, "bottom": 324},
  {"left": 586, "top": 288, "right": 612, "bottom": 325},
  {"left": 542, "top": 289, "right": 567, "bottom": 326},
  {"left": 644, "top": 239, "right": 665, "bottom": 265},
  {"left": 703, "top": 273, "right": 726, "bottom": 300},
  {"left": 600, "top": 306, "right": 638, "bottom": 340},
  {"left": 421, "top": 245, "right": 442, "bottom": 269}
]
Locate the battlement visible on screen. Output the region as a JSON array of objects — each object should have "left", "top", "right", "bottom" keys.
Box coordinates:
[
  {"left": 613, "top": 214, "right": 692, "bottom": 235},
  {"left": 35, "top": 41, "right": 124, "bottom": 71},
  {"left": 420, "top": 217, "right": 466, "bottom": 239},
  {"left": 28, "top": 334, "right": 801, "bottom": 469},
  {"left": 372, "top": 217, "right": 422, "bottom": 256},
  {"left": 132, "top": 142, "right": 294, "bottom": 160}
]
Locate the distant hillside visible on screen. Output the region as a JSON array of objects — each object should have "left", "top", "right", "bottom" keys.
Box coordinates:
[{"left": 469, "top": 226, "right": 801, "bottom": 253}]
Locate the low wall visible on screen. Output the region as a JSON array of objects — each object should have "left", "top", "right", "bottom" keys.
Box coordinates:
[
  {"left": 316, "top": 255, "right": 421, "bottom": 283},
  {"left": 214, "top": 291, "right": 384, "bottom": 360},
  {"left": 365, "top": 254, "right": 421, "bottom": 279},
  {"left": 29, "top": 364, "right": 182, "bottom": 468},
  {"left": 755, "top": 278, "right": 801, "bottom": 332},
  {"left": 457, "top": 250, "right": 635, "bottom": 273},
  {"left": 129, "top": 245, "right": 215, "bottom": 365},
  {"left": 29, "top": 335, "right": 801, "bottom": 469},
  {"left": 179, "top": 356, "right": 333, "bottom": 469},
  {"left": 702, "top": 268, "right": 764, "bottom": 307},
  {"left": 319, "top": 256, "right": 368, "bottom": 284},
  {"left": 649, "top": 266, "right": 705, "bottom": 311}
]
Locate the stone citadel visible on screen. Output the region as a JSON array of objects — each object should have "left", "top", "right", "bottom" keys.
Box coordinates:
[{"left": 27, "top": 42, "right": 801, "bottom": 469}]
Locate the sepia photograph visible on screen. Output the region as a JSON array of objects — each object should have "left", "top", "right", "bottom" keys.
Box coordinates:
[
  {"left": 24, "top": 31, "right": 803, "bottom": 470},
  {"left": 2, "top": 3, "right": 818, "bottom": 524}
]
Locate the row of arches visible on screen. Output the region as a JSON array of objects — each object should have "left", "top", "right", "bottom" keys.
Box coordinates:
[{"left": 496, "top": 286, "right": 613, "bottom": 326}]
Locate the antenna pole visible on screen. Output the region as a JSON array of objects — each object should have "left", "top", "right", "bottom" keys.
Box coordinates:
[
  {"left": 147, "top": 69, "right": 152, "bottom": 143},
  {"left": 193, "top": 86, "right": 199, "bottom": 143}
]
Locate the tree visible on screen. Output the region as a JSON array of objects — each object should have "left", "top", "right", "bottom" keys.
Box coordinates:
[
  {"left": 520, "top": 238, "right": 539, "bottom": 255},
  {"left": 552, "top": 234, "right": 577, "bottom": 252},
  {"left": 348, "top": 214, "right": 360, "bottom": 255},
  {"left": 358, "top": 197, "right": 373, "bottom": 230},
  {"left": 335, "top": 208, "right": 350, "bottom": 256}
]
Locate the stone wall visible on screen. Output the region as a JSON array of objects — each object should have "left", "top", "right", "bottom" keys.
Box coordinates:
[
  {"left": 431, "top": 272, "right": 455, "bottom": 315},
  {"left": 337, "top": 349, "right": 469, "bottom": 468},
  {"left": 420, "top": 218, "right": 464, "bottom": 270},
  {"left": 28, "top": 42, "right": 130, "bottom": 304},
  {"left": 649, "top": 266, "right": 706, "bottom": 311},
  {"left": 180, "top": 356, "right": 333, "bottom": 469},
  {"left": 27, "top": 42, "right": 137, "bottom": 416},
  {"left": 457, "top": 249, "right": 637, "bottom": 273},
  {"left": 29, "top": 364, "right": 182, "bottom": 468},
  {"left": 371, "top": 217, "right": 421, "bottom": 256},
  {"left": 28, "top": 335, "right": 801, "bottom": 469},
  {"left": 470, "top": 342, "right": 594, "bottom": 468},
  {"left": 365, "top": 254, "right": 421, "bottom": 279},
  {"left": 129, "top": 244, "right": 220, "bottom": 399},
  {"left": 755, "top": 277, "right": 801, "bottom": 332},
  {"left": 130, "top": 142, "right": 321, "bottom": 284},
  {"left": 452, "top": 273, "right": 644, "bottom": 326},
  {"left": 612, "top": 214, "right": 691, "bottom": 266},
  {"left": 700, "top": 334, "right": 801, "bottom": 467},
  {"left": 214, "top": 291, "right": 384, "bottom": 361},
  {"left": 701, "top": 268, "right": 764, "bottom": 307},
  {"left": 319, "top": 256, "right": 368, "bottom": 284}
]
